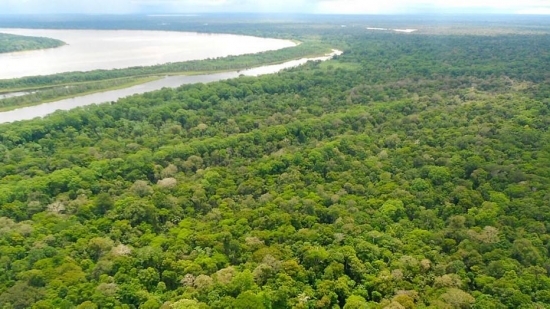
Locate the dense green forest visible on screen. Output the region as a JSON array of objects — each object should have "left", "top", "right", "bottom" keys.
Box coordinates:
[
  {"left": 0, "top": 32, "right": 64, "bottom": 53},
  {"left": 1, "top": 17, "right": 550, "bottom": 308}
]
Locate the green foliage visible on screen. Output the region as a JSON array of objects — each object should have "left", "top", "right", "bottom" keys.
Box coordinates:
[
  {"left": 0, "top": 32, "right": 64, "bottom": 53},
  {"left": 0, "top": 77, "right": 159, "bottom": 112},
  {"left": 0, "top": 16, "right": 549, "bottom": 309}
]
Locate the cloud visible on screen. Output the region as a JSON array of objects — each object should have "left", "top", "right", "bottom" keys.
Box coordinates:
[
  {"left": 313, "top": 0, "right": 550, "bottom": 14},
  {"left": 0, "top": 0, "right": 549, "bottom": 14},
  {"left": 1, "top": 0, "right": 140, "bottom": 14},
  {"left": 132, "top": 0, "right": 550, "bottom": 14},
  {"left": 517, "top": 7, "right": 550, "bottom": 14}
]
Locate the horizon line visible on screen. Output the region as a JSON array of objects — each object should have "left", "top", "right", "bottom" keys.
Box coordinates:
[{"left": 1, "top": 12, "right": 550, "bottom": 16}]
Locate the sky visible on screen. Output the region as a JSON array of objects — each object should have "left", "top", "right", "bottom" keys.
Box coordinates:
[{"left": 1, "top": 0, "right": 550, "bottom": 15}]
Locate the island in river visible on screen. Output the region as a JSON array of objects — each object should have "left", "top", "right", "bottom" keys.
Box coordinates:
[
  {"left": 0, "top": 50, "right": 342, "bottom": 124},
  {"left": 0, "top": 29, "right": 330, "bottom": 113},
  {"left": 0, "top": 29, "right": 296, "bottom": 80},
  {"left": 0, "top": 32, "right": 65, "bottom": 53}
]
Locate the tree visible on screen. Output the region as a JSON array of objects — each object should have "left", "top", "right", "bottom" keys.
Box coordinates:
[
  {"left": 440, "top": 288, "right": 475, "bottom": 309},
  {"left": 233, "top": 291, "right": 266, "bottom": 309},
  {"left": 343, "top": 295, "right": 368, "bottom": 309},
  {"left": 94, "top": 192, "right": 114, "bottom": 215},
  {"left": 0, "top": 282, "right": 45, "bottom": 309}
]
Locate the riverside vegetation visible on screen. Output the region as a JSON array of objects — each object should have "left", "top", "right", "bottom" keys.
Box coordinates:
[
  {"left": 0, "top": 41, "right": 330, "bottom": 112},
  {"left": 0, "top": 16, "right": 550, "bottom": 309},
  {"left": 0, "top": 32, "right": 64, "bottom": 54}
]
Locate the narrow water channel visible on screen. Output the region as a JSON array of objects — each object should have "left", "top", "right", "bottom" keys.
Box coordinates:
[{"left": 0, "top": 50, "right": 342, "bottom": 124}]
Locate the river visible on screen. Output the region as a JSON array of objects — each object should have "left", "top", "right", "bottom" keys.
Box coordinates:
[
  {"left": 0, "top": 29, "right": 296, "bottom": 79},
  {"left": 0, "top": 50, "right": 342, "bottom": 124}
]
